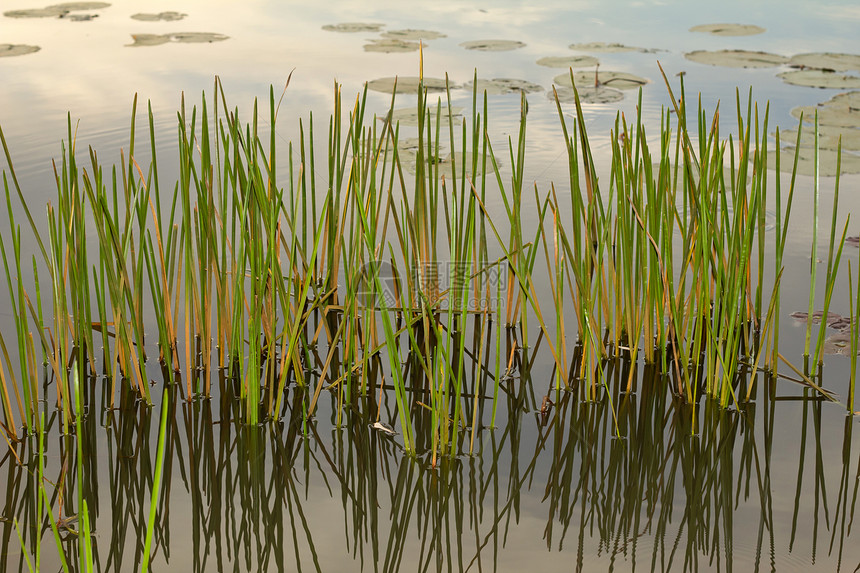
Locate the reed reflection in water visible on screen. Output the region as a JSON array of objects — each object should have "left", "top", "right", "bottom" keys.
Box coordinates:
[{"left": 2, "top": 351, "right": 858, "bottom": 572}]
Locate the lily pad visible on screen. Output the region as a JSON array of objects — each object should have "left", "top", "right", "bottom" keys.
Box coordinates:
[
  {"left": 367, "top": 76, "right": 454, "bottom": 94},
  {"left": 826, "top": 91, "right": 860, "bottom": 109},
  {"left": 554, "top": 70, "right": 648, "bottom": 90},
  {"left": 4, "top": 2, "right": 109, "bottom": 17},
  {"left": 0, "top": 44, "right": 41, "bottom": 57},
  {"left": 127, "top": 32, "right": 229, "bottom": 47},
  {"left": 67, "top": 13, "right": 97, "bottom": 20},
  {"left": 775, "top": 126, "right": 860, "bottom": 151},
  {"left": 767, "top": 146, "right": 860, "bottom": 176},
  {"left": 460, "top": 39, "right": 525, "bottom": 52},
  {"left": 822, "top": 332, "right": 856, "bottom": 356},
  {"left": 384, "top": 106, "right": 464, "bottom": 127},
  {"left": 536, "top": 55, "right": 599, "bottom": 69},
  {"left": 464, "top": 78, "right": 543, "bottom": 95},
  {"left": 789, "top": 53, "right": 860, "bottom": 73},
  {"left": 131, "top": 11, "right": 186, "bottom": 22},
  {"left": 684, "top": 49, "right": 787, "bottom": 68},
  {"left": 380, "top": 29, "right": 445, "bottom": 41},
  {"left": 363, "top": 39, "right": 420, "bottom": 53},
  {"left": 322, "top": 22, "right": 384, "bottom": 33},
  {"left": 790, "top": 105, "right": 860, "bottom": 128},
  {"left": 548, "top": 85, "right": 624, "bottom": 104},
  {"left": 689, "top": 23, "right": 765, "bottom": 36},
  {"left": 789, "top": 311, "right": 851, "bottom": 330},
  {"left": 778, "top": 70, "right": 860, "bottom": 89},
  {"left": 568, "top": 42, "right": 656, "bottom": 53}
]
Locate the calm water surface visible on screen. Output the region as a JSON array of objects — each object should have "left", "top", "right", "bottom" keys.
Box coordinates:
[{"left": 2, "top": 0, "right": 860, "bottom": 571}]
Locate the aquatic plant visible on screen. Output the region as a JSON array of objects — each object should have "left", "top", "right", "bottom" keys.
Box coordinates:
[{"left": 0, "top": 63, "right": 852, "bottom": 479}]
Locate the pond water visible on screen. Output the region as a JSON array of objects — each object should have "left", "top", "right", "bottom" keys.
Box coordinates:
[{"left": 2, "top": 0, "right": 860, "bottom": 571}]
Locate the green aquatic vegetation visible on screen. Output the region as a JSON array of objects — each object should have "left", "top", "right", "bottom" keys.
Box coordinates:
[{"left": 0, "top": 63, "right": 854, "bottom": 473}]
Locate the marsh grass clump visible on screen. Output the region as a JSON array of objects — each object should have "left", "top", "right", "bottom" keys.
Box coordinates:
[{"left": 0, "top": 65, "right": 851, "bottom": 470}]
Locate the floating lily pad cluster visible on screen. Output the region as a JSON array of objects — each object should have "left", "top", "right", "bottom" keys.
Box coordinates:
[
  {"left": 1, "top": 3, "right": 228, "bottom": 55},
  {"left": 322, "top": 22, "right": 447, "bottom": 54},
  {"left": 3, "top": 1, "right": 109, "bottom": 19},
  {"left": 127, "top": 9, "right": 227, "bottom": 47},
  {"left": 685, "top": 47, "right": 860, "bottom": 90},
  {"left": 1, "top": 1, "right": 109, "bottom": 54},
  {"left": 677, "top": 25, "right": 860, "bottom": 176},
  {"left": 536, "top": 43, "right": 657, "bottom": 103},
  {"left": 768, "top": 90, "right": 860, "bottom": 175},
  {"left": 1, "top": 3, "right": 105, "bottom": 56}
]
